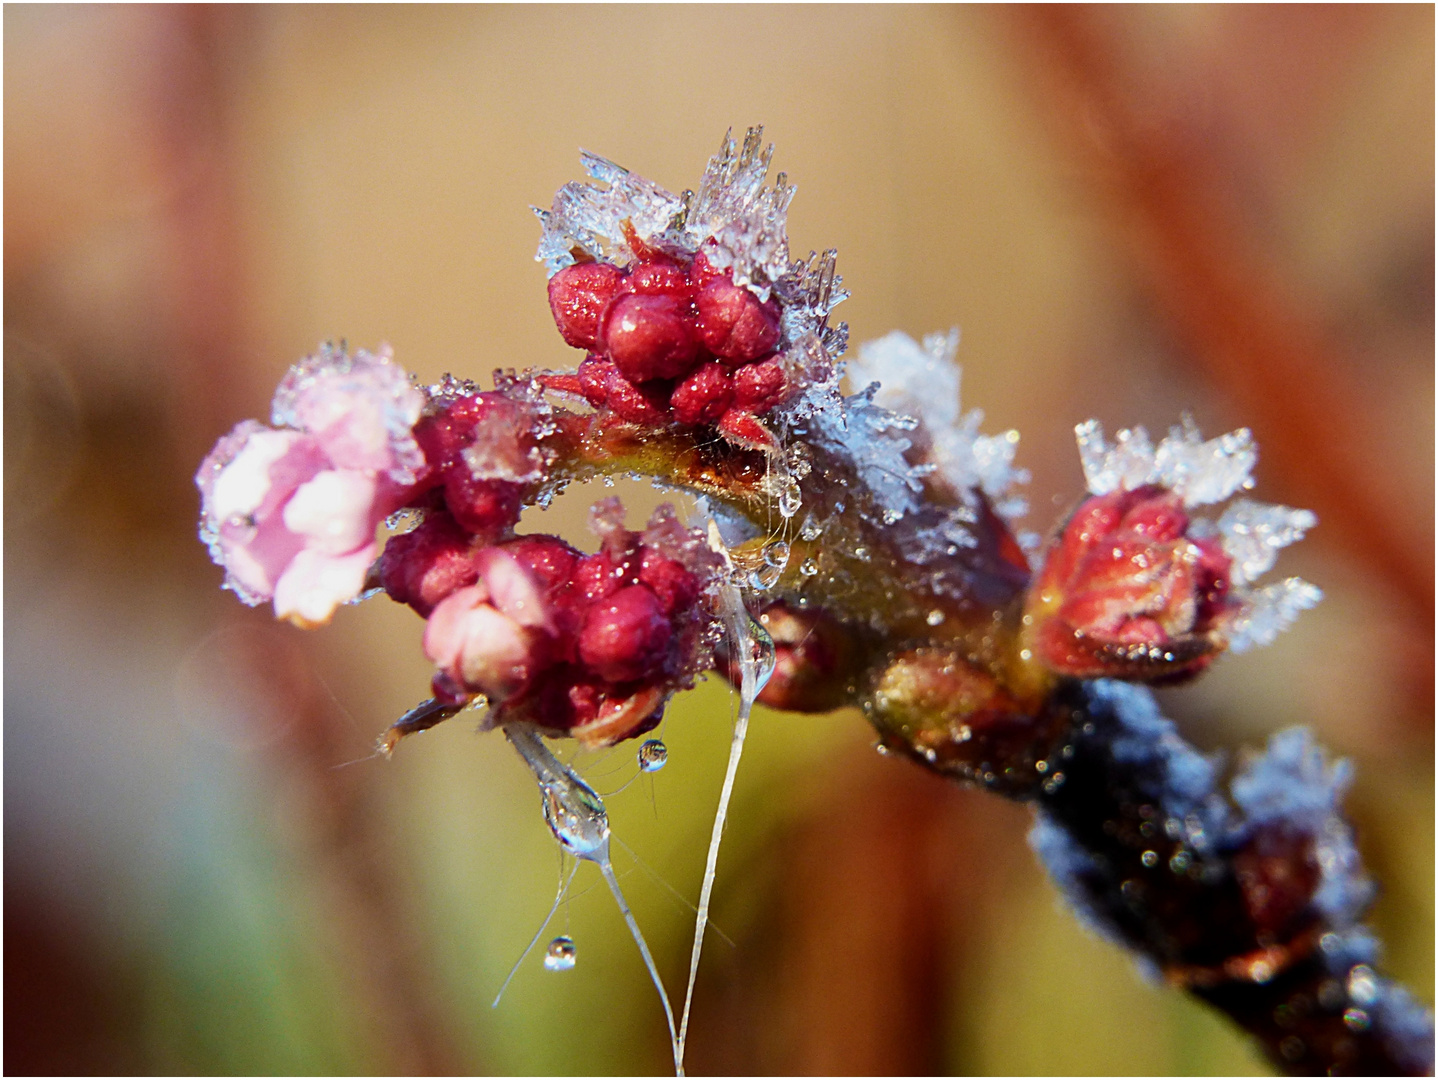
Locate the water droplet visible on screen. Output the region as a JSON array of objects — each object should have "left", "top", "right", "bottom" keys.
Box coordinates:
[
  {"left": 1042, "top": 771, "right": 1065, "bottom": 794},
  {"left": 602, "top": 476, "right": 615, "bottom": 487},
  {"left": 799, "top": 558, "right": 819, "bottom": 576},
  {"left": 544, "top": 935, "right": 577, "bottom": 971},
  {"left": 778, "top": 478, "right": 802, "bottom": 519},
  {"left": 1141, "top": 850, "right": 1159, "bottom": 867},
  {"left": 509, "top": 727, "right": 611, "bottom": 859},
  {"left": 1169, "top": 851, "right": 1191, "bottom": 874},
  {"left": 385, "top": 507, "right": 422, "bottom": 531},
  {"left": 764, "top": 540, "right": 791, "bottom": 567},
  {"left": 799, "top": 513, "right": 823, "bottom": 541},
  {"left": 957, "top": 724, "right": 972, "bottom": 742},
  {"left": 748, "top": 564, "right": 782, "bottom": 590},
  {"left": 926, "top": 609, "right": 945, "bottom": 627},
  {"left": 1034, "top": 759, "right": 1049, "bottom": 774},
  {"left": 638, "top": 739, "right": 667, "bottom": 772},
  {"left": 748, "top": 614, "right": 777, "bottom": 692},
  {"left": 881, "top": 507, "right": 903, "bottom": 525},
  {"left": 853, "top": 546, "right": 870, "bottom": 562}
]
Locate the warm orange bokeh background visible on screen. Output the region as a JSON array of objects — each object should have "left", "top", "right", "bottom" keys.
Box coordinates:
[{"left": 6, "top": 6, "right": 1432, "bottom": 1074}]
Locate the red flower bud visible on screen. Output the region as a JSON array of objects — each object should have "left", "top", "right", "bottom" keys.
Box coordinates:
[
  {"left": 442, "top": 466, "right": 523, "bottom": 539},
  {"left": 600, "top": 294, "right": 699, "bottom": 383},
  {"left": 548, "top": 262, "right": 625, "bottom": 349},
  {"left": 689, "top": 249, "right": 725, "bottom": 290},
  {"left": 695, "top": 277, "right": 781, "bottom": 363},
  {"left": 670, "top": 362, "right": 734, "bottom": 426},
  {"left": 637, "top": 548, "right": 700, "bottom": 615},
  {"left": 500, "top": 534, "right": 580, "bottom": 593},
  {"left": 716, "top": 408, "right": 779, "bottom": 452},
  {"left": 606, "top": 374, "right": 673, "bottom": 425},
  {"left": 1027, "top": 486, "right": 1235, "bottom": 681},
  {"left": 622, "top": 261, "right": 693, "bottom": 303},
  {"left": 578, "top": 584, "right": 672, "bottom": 683},
  {"left": 576, "top": 355, "right": 620, "bottom": 408},
  {"left": 378, "top": 511, "right": 480, "bottom": 617},
  {"left": 732, "top": 358, "right": 788, "bottom": 413}
]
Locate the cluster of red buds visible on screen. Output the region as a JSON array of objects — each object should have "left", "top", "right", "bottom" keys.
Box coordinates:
[
  {"left": 195, "top": 128, "right": 1429, "bottom": 1077},
  {"left": 542, "top": 247, "right": 791, "bottom": 451}
]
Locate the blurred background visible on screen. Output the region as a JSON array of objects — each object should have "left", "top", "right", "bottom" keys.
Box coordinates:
[{"left": 5, "top": 5, "right": 1432, "bottom": 1074}]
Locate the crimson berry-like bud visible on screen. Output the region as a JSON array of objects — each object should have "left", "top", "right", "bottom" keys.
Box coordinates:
[
  {"left": 1026, "top": 485, "right": 1235, "bottom": 681},
  {"left": 695, "top": 277, "right": 782, "bottom": 363},
  {"left": 689, "top": 250, "right": 725, "bottom": 290},
  {"left": 578, "top": 584, "right": 672, "bottom": 683},
  {"left": 569, "top": 550, "right": 630, "bottom": 605},
  {"left": 600, "top": 293, "right": 699, "bottom": 383},
  {"left": 622, "top": 261, "right": 693, "bottom": 303},
  {"left": 637, "top": 549, "right": 700, "bottom": 616},
  {"left": 501, "top": 534, "right": 580, "bottom": 593},
  {"left": 716, "top": 408, "right": 779, "bottom": 452},
  {"left": 576, "top": 355, "right": 620, "bottom": 408},
  {"left": 378, "top": 511, "right": 480, "bottom": 617},
  {"left": 670, "top": 362, "right": 734, "bottom": 426},
  {"left": 732, "top": 358, "right": 788, "bottom": 413},
  {"left": 606, "top": 374, "right": 673, "bottom": 425},
  {"left": 548, "top": 262, "right": 625, "bottom": 350},
  {"left": 442, "top": 467, "right": 523, "bottom": 539}
]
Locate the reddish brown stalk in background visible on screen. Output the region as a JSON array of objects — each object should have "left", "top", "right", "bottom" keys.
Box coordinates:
[
  {"left": 141, "top": 9, "right": 470, "bottom": 1072},
  {"left": 1009, "top": 6, "right": 1433, "bottom": 664}
]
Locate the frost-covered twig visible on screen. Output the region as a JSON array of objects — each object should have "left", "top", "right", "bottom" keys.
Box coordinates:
[{"left": 194, "top": 128, "right": 1431, "bottom": 1075}]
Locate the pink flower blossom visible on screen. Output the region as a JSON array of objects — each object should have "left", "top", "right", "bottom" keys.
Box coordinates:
[
  {"left": 196, "top": 344, "right": 424, "bottom": 626},
  {"left": 423, "top": 548, "right": 553, "bottom": 702}
]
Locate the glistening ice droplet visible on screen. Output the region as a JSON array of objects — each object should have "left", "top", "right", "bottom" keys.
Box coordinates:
[
  {"left": 544, "top": 935, "right": 577, "bottom": 971},
  {"left": 638, "top": 739, "right": 668, "bottom": 772}
]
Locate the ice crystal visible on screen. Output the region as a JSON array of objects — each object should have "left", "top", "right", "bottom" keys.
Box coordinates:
[
  {"left": 1088, "top": 680, "right": 1227, "bottom": 836},
  {"left": 848, "top": 329, "right": 1029, "bottom": 521},
  {"left": 1075, "top": 416, "right": 1254, "bottom": 508},
  {"left": 1231, "top": 728, "right": 1373, "bottom": 926},
  {"left": 1226, "top": 577, "right": 1324, "bottom": 653},
  {"left": 535, "top": 152, "right": 685, "bottom": 274},
  {"left": 1215, "top": 499, "right": 1318, "bottom": 586},
  {"left": 783, "top": 376, "right": 927, "bottom": 527},
  {"left": 270, "top": 342, "right": 426, "bottom": 485},
  {"left": 683, "top": 127, "right": 795, "bottom": 299},
  {"left": 1028, "top": 811, "right": 1124, "bottom": 944}
]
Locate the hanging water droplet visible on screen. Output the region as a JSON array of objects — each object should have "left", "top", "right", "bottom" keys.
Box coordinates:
[
  {"left": 638, "top": 739, "right": 668, "bottom": 772},
  {"left": 881, "top": 507, "right": 903, "bottom": 525},
  {"left": 764, "top": 540, "right": 790, "bottom": 568},
  {"left": 508, "top": 727, "right": 611, "bottom": 859},
  {"left": 747, "top": 611, "right": 777, "bottom": 693},
  {"left": 544, "top": 935, "right": 577, "bottom": 971},
  {"left": 853, "top": 546, "right": 871, "bottom": 562},
  {"left": 778, "top": 478, "right": 802, "bottom": 519},
  {"left": 748, "top": 564, "right": 782, "bottom": 590},
  {"left": 926, "top": 609, "right": 945, "bottom": 627},
  {"left": 799, "top": 512, "right": 823, "bottom": 541},
  {"left": 799, "top": 558, "right": 819, "bottom": 576}
]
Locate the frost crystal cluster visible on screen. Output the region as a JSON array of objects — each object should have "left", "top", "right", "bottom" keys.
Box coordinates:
[{"left": 193, "top": 127, "right": 1430, "bottom": 1078}]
